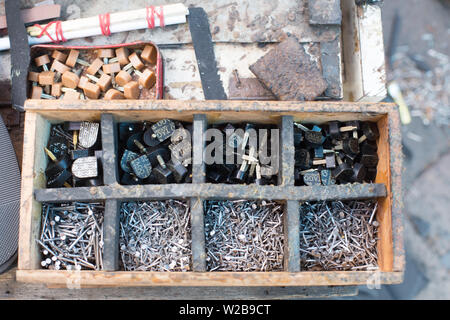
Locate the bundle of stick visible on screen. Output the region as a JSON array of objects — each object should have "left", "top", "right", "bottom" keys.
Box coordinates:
[{"left": 0, "top": 3, "right": 189, "bottom": 51}]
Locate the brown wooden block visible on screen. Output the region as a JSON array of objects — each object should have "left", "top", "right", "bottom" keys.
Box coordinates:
[
  {"left": 30, "top": 86, "right": 42, "bottom": 99},
  {"left": 51, "top": 83, "right": 62, "bottom": 97},
  {"left": 104, "top": 88, "right": 125, "bottom": 100},
  {"left": 124, "top": 81, "right": 140, "bottom": 99},
  {"left": 78, "top": 76, "right": 89, "bottom": 90},
  {"left": 63, "top": 90, "right": 80, "bottom": 100},
  {"left": 129, "top": 52, "right": 144, "bottom": 70},
  {"left": 51, "top": 50, "right": 67, "bottom": 62},
  {"left": 249, "top": 36, "right": 328, "bottom": 101},
  {"left": 97, "top": 74, "right": 112, "bottom": 92},
  {"left": 138, "top": 69, "right": 156, "bottom": 89},
  {"left": 38, "top": 71, "right": 55, "bottom": 85},
  {"left": 103, "top": 62, "right": 121, "bottom": 74},
  {"left": 83, "top": 82, "right": 101, "bottom": 99},
  {"left": 66, "top": 49, "right": 80, "bottom": 68},
  {"left": 141, "top": 45, "right": 157, "bottom": 64},
  {"left": 86, "top": 58, "right": 104, "bottom": 75},
  {"left": 98, "top": 48, "right": 114, "bottom": 58},
  {"left": 115, "top": 47, "right": 129, "bottom": 66},
  {"left": 50, "top": 59, "right": 70, "bottom": 74},
  {"left": 61, "top": 71, "right": 79, "bottom": 89},
  {"left": 34, "top": 54, "right": 50, "bottom": 67},
  {"left": 115, "top": 70, "right": 132, "bottom": 87},
  {"left": 0, "top": 4, "right": 61, "bottom": 29},
  {"left": 28, "top": 71, "right": 39, "bottom": 82}
]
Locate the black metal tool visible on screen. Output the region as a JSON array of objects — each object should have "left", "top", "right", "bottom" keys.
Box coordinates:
[
  {"left": 188, "top": 7, "right": 227, "bottom": 100},
  {"left": 5, "top": 0, "right": 30, "bottom": 113}
]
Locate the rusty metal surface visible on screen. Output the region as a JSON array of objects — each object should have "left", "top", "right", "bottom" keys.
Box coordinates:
[
  {"left": 249, "top": 36, "right": 329, "bottom": 100},
  {"left": 308, "top": 0, "right": 342, "bottom": 25},
  {"left": 228, "top": 76, "right": 276, "bottom": 100}
]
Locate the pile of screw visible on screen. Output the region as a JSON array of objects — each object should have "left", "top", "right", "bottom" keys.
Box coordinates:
[
  {"left": 204, "top": 200, "right": 284, "bottom": 272},
  {"left": 390, "top": 48, "right": 450, "bottom": 127},
  {"left": 118, "top": 120, "right": 192, "bottom": 185},
  {"left": 45, "top": 121, "right": 102, "bottom": 188},
  {"left": 206, "top": 123, "right": 278, "bottom": 185},
  {"left": 37, "top": 202, "right": 104, "bottom": 270},
  {"left": 299, "top": 200, "right": 379, "bottom": 271},
  {"left": 119, "top": 200, "right": 192, "bottom": 271},
  {"left": 294, "top": 120, "right": 379, "bottom": 186}
]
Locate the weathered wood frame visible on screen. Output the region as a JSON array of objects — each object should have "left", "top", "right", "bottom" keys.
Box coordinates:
[{"left": 17, "top": 100, "right": 404, "bottom": 287}]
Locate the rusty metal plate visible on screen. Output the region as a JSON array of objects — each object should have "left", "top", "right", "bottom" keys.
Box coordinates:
[
  {"left": 308, "top": 0, "right": 342, "bottom": 25},
  {"left": 249, "top": 36, "right": 328, "bottom": 101}
]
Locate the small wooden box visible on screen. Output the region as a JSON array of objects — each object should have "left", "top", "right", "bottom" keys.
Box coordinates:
[{"left": 17, "top": 100, "right": 404, "bottom": 287}]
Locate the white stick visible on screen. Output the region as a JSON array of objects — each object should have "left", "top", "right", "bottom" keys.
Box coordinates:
[
  {"left": 0, "top": 4, "right": 188, "bottom": 51},
  {"left": 27, "top": 3, "right": 188, "bottom": 36}
]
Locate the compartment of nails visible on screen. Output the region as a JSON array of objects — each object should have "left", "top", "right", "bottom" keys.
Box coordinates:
[
  {"left": 44, "top": 121, "right": 103, "bottom": 188},
  {"left": 119, "top": 200, "right": 192, "bottom": 271},
  {"left": 118, "top": 119, "right": 192, "bottom": 184},
  {"left": 37, "top": 202, "right": 105, "bottom": 270},
  {"left": 299, "top": 200, "right": 379, "bottom": 271},
  {"left": 205, "top": 123, "right": 279, "bottom": 185},
  {"left": 204, "top": 200, "right": 284, "bottom": 272},
  {"left": 293, "top": 121, "right": 379, "bottom": 186},
  {"left": 29, "top": 44, "right": 158, "bottom": 100}
]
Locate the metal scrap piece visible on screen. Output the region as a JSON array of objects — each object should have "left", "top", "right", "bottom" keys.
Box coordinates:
[
  {"left": 308, "top": 0, "right": 342, "bottom": 25},
  {"left": 249, "top": 36, "right": 328, "bottom": 101},
  {"left": 320, "top": 37, "right": 343, "bottom": 99}
]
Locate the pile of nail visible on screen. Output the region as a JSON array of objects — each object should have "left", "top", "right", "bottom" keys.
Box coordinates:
[
  {"left": 294, "top": 121, "right": 379, "bottom": 186},
  {"left": 299, "top": 200, "right": 379, "bottom": 271},
  {"left": 118, "top": 119, "right": 192, "bottom": 185},
  {"left": 389, "top": 49, "right": 450, "bottom": 127},
  {"left": 119, "top": 200, "right": 192, "bottom": 271},
  {"left": 37, "top": 202, "right": 104, "bottom": 270},
  {"left": 206, "top": 123, "right": 278, "bottom": 185},
  {"left": 204, "top": 200, "right": 284, "bottom": 272},
  {"left": 45, "top": 121, "right": 102, "bottom": 188},
  {"left": 28, "top": 45, "right": 157, "bottom": 100}
]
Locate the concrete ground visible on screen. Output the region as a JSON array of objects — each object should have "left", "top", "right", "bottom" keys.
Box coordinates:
[{"left": 348, "top": 0, "right": 450, "bottom": 300}]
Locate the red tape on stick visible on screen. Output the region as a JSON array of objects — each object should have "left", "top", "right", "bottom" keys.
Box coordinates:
[
  {"left": 33, "top": 20, "right": 66, "bottom": 43},
  {"left": 146, "top": 6, "right": 164, "bottom": 29},
  {"left": 156, "top": 5, "right": 164, "bottom": 28},
  {"left": 98, "top": 13, "right": 111, "bottom": 36}
]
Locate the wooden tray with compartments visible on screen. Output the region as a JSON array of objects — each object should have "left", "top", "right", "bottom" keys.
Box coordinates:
[{"left": 16, "top": 99, "right": 404, "bottom": 287}]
